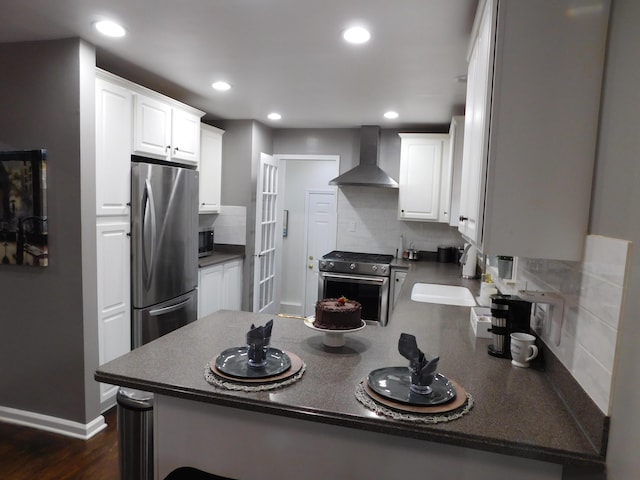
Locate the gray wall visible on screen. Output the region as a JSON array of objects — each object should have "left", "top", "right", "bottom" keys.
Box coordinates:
[
  {"left": 218, "top": 119, "right": 273, "bottom": 310},
  {"left": 588, "top": 0, "right": 640, "bottom": 477},
  {"left": 217, "top": 120, "right": 254, "bottom": 207},
  {"left": 0, "top": 39, "right": 100, "bottom": 424},
  {"left": 274, "top": 128, "right": 360, "bottom": 174}
]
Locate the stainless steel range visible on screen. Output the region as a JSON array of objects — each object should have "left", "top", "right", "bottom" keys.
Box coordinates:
[{"left": 318, "top": 251, "right": 394, "bottom": 326}]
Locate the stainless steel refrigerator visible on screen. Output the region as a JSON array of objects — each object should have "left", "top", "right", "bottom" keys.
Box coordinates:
[{"left": 131, "top": 159, "right": 198, "bottom": 348}]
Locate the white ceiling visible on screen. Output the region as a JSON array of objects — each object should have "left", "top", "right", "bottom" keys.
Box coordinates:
[{"left": 0, "top": 0, "right": 478, "bottom": 128}]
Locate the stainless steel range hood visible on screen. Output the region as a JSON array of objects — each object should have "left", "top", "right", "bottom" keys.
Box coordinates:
[{"left": 329, "top": 126, "right": 399, "bottom": 188}]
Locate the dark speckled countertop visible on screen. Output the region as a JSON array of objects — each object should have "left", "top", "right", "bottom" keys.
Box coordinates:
[
  {"left": 95, "top": 261, "right": 604, "bottom": 469},
  {"left": 198, "top": 245, "right": 244, "bottom": 268}
]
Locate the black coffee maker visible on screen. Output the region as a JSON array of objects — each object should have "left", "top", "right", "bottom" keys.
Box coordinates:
[{"left": 488, "top": 294, "right": 532, "bottom": 358}]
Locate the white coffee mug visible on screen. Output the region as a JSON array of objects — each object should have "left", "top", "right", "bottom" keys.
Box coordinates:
[{"left": 510, "top": 332, "right": 539, "bottom": 368}]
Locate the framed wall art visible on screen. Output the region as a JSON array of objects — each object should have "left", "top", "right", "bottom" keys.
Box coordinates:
[{"left": 0, "top": 149, "right": 48, "bottom": 266}]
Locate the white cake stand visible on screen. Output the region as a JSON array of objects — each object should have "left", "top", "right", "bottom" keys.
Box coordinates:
[{"left": 304, "top": 316, "right": 366, "bottom": 347}]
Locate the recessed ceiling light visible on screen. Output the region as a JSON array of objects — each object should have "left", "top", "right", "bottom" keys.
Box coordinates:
[
  {"left": 384, "top": 111, "right": 399, "bottom": 119},
  {"left": 94, "top": 20, "right": 126, "bottom": 38},
  {"left": 343, "top": 26, "right": 371, "bottom": 44},
  {"left": 267, "top": 113, "right": 282, "bottom": 121},
  {"left": 211, "top": 81, "right": 231, "bottom": 91}
]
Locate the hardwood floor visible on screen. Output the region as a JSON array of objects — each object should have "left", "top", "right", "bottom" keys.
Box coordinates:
[{"left": 0, "top": 408, "right": 119, "bottom": 480}]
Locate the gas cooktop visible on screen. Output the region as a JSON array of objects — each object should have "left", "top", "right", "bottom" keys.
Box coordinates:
[
  {"left": 322, "top": 251, "right": 394, "bottom": 263},
  {"left": 319, "top": 251, "right": 394, "bottom": 276}
]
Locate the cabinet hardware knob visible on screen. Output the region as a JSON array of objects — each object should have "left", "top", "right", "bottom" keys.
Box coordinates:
[
  {"left": 165, "top": 145, "right": 171, "bottom": 151},
  {"left": 459, "top": 215, "right": 468, "bottom": 221}
]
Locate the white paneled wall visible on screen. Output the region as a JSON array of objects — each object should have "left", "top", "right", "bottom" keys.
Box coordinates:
[
  {"left": 517, "top": 235, "right": 630, "bottom": 414},
  {"left": 336, "top": 187, "right": 463, "bottom": 255}
]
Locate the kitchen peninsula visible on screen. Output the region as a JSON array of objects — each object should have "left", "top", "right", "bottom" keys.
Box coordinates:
[{"left": 95, "top": 262, "right": 605, "bottom": 480}]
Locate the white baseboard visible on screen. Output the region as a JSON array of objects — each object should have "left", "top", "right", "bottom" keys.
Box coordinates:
[
  {"left": 0, "top": 405, "right": 107, "bottom": 440},
  {"left": 279, "top": 302, "right": 303, "bottom": 315}
]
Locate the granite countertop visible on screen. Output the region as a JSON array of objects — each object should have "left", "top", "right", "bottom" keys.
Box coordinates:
[
  {"left": 198, "top": 246, "right": 245, "bottom": 268},
  {"left": 95, "top": 261, "right": 604, "bottom": 469}
]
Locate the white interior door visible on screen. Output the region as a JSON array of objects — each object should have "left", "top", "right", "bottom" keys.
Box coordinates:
[
  {"left": 304, "top": 191, "right": 337, "bottom": 317},
  {"left": 253, "top": 153, "right": 280, "bottom": 313}
]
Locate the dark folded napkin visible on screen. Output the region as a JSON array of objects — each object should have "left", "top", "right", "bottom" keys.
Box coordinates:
[
  {"left": 247, "top": 319, "right": 274, "bottom": 367},
  {"left": 398, "top": 333, "right": 439, "bottom": 393}
]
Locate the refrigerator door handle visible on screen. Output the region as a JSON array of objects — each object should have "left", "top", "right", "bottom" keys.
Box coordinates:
[
  {"left": 149, "top": 297, "right": 191, "bottom": 317},
  {"left": 142, "top": 178, "right": 157, "bottom": 288}
]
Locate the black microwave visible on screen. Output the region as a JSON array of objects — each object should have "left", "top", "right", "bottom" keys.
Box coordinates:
[{"left": 198, "top": 229, "right": 214, "bottom": 257}]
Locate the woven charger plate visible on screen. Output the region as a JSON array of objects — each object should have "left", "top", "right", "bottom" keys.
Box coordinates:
[
  {"left": 209, "top": 350, "right": 303, "bottom": 384},
  {"left": 364, "top": 377, "right": 468, "bottom": 413}
]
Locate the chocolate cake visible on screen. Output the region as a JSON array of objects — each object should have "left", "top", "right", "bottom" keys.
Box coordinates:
[{"left": 314, "top": 297, "right": 362, "bottom": 330}]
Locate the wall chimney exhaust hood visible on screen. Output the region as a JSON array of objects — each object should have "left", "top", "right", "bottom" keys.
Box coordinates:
[{"left": 329, "top": 126, "right": 399, "bottom": 188}]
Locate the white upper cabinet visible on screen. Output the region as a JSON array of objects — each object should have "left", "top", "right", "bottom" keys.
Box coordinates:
[
  {"left": 458, "top": 1, "right": 493, "bottom": 243},
  {"left": 398, "top": 133, "right": 451, "bottom": 223},
  {"left": 458, "top": 0, "right": 609, "bottom": 260},
  {"left": 133, "top": 93, "right": 203, "bottom": 166},
  {"left": 95, "top": 75, "right": 132, "bottom": 216},
  {"left": 132, "top": 94, "right": 172, "bottom": 159},
  {"left": 199, "top": 124, "right": 224, "bottom": 214},
  {"left": 171, "top": 107, "right": 201, "bottom": 164},
  {"left": 447, "top": 116, "right": 465, "bottom": 228}
]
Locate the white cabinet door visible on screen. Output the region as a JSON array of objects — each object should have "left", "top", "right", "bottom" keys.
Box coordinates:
[
  {"left": 198, "top": 264, "right": 224, "bottom": 319},
  {"left": 458, "top": 0, "right": 608, "bottom": 260},
  {"left": 199, "top": 124, "right": 224, "bottom": 213},
  {"left": 458, "top": 0, "right": 493, "bottom": 244},
  {"left": 96, "top": 219, "right": 131, "bottom": 405},
  {"left": 95, "top": 77, "right": 132, "bottom": 216},
  {"left": 222, "top": 259, "right": 243, "bottom": 310},
  {"left": 133, "top": 93, "right": 201, "bottom": 166},
  {"left": 398, "top": 133, "right": 449, "bottom": 222},
  {"left": 447, "top": 116, "right": 465, "bottom": 227},
  {"left": 198, "top": 259, "right": 244, "bottom": 318},
  {"left": 171, "top": 107, "right": 200, "bottom": 165},
  {"left": 133, "top": 94, "right": 172, "bottom": 159}
]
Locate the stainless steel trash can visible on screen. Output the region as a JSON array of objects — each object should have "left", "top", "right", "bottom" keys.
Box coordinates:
[{"left": 117, "top": 387, "right": 154, "bottom": 480}]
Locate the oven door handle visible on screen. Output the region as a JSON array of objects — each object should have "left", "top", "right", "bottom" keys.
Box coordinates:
[{"left": 320, "top": 272, "right": 388, "bottom": 285}]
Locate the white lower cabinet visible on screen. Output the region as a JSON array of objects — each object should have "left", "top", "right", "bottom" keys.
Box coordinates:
[
  {"left": 198, "top": 259, "right": 243, "bottom": 318},
  {"left": 390, "top": 268, "right": 408, "bottom": 312},
  {"left": 96, "top": 219, "right": 131, "bottom": 407}
]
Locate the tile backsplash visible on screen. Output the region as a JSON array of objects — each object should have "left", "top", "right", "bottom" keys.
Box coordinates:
[
  {"left": 336, "top": 186, "right": 464, "bottom": 255},
  {"left": 200, "top": 205, "right": 247, "bottom": 245},
  {"left": 514, "top": 235, "right": 630, "bottom": 414}
]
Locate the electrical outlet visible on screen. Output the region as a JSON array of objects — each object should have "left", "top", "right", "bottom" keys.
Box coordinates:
[{"left": 532, "top": 303, "right": 548, "bottom": 333}]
